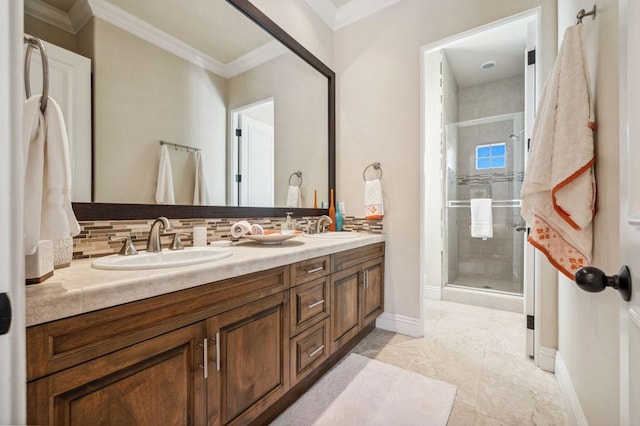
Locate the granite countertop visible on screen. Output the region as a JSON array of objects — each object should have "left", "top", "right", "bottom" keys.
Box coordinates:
[{"left": 26, "top": 233, "right": 386, "bottom": 327}]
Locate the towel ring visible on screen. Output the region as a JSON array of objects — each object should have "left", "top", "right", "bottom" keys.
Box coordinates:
[
  {"left": 363, "top": 162, "right": 382, "bottom": 182},
  {"left": 23, "top": 36, "right": 49, "bottom": 113},
  {"left": 289, "top": 171, "right": 302, "bottom": 187}
]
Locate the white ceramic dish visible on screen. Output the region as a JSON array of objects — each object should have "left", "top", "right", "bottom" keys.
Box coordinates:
[{"left": 243, "top": 231, "right": 302, "bottom": 245}]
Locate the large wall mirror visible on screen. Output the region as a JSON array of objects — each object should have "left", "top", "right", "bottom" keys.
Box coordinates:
[{"left": 26, "top": 0, "right": 334, "bottom": 219}]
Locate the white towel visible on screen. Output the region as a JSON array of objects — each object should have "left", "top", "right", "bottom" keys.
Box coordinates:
[
  {"left": 286, "top": 185, "right": 301, "bottom": 208},
  {"left": 521, "top": 25, "right": 596, "bottom": 279},
  {"left": 250, "top": 224, "right": 264, "bottom": 235},
  {"left": 364, "top": 179, "right": 384, "bottom": 220},
  {"left": 230, "top": 221, "right": 252, "bottom": 238},
  {"left": 470, "top": 198, "right": 493, "bottom": 239},
  {"left": 23, "top": 96, "right": 80, "bottom": 255},
  {"left": 193, "top": 151, "right": 210, "bottom": 205},
  {"left": 155, "top": 145, "right": 175, "bottom": 205}
]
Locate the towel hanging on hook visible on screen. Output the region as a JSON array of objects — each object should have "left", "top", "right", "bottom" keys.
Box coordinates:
[{"left": 23, "top": 36, "right": 49, "bottom": 113}]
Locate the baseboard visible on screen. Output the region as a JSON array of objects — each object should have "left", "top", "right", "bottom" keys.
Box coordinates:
[
  {"left": 555, "top": 354, "right": 589, "bottom": 426},
  {"left": 376, "top": 312, "right": 423, "bottom": 338},
  {"left": 538, "top": 346, "right": 556, "bottom": 373},
  {"left": 424, "top": 285, "right": 442, "bottom": 300}
]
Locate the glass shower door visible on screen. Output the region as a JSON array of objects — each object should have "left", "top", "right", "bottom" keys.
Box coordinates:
[{"left": 444, "top": 113, "right": 525, "bottom": 295}]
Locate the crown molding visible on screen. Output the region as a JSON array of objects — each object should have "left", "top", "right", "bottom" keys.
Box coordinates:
[
  {"left": 68, "top": 0, "right": 93, "bottom": 32},
  {"left": 334, "top": 0, "right": 402, "bottom": 30},
  {"left": 87, "top": 0, "right": 229, "bottom": 77},
  {"left": 24, "top": 0, "right": 75, "bottom": 34},
  {"left": 304, "top": 0, "right": 337, "bottom": 29},
  {"left": 305, "top": 0, "right": 402, "bottom": 30},
  {"left": 226, "top": 40, "right": 288, "bottom": 78}
]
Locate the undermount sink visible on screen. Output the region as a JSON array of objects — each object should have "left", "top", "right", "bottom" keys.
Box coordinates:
[
  {"left": 91, "top": 247, "right": 233, "bottom": 270},
  {"left": 303, "top": 232, "right": 360, "bottom": 239}
]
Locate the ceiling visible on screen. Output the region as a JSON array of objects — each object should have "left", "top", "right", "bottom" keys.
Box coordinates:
[{"left": 443, "top": 18, "right": 529, "bottom": 88}]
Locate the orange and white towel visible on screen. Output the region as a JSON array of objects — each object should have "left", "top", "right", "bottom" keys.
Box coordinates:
[
  {"left": 521, "top": 24, "right": 596, "bottom": 279},
  {"left": 365, "top": 178, "right": 384, "bottom": 220}
]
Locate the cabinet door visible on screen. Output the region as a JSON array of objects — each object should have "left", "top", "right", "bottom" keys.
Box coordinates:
[
  {"left": 27, "top": 323, "right": 206, "bottom": 426},
  {"left": 207, "top": 292, "right": 289, "bottom": 425},
  {"left": 361, "top": 258, "right": 384, "bottom": 327},
  {"left": 330, "top": 266, "right": 360, "bottom": 353}
]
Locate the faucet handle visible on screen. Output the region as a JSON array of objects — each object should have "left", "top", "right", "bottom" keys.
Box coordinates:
[
  {"left": 110, "top": 236, "right": 138, "bottom": 256},
  {"left": 169, "top": 232, "right": 189, "bottom": 251}
]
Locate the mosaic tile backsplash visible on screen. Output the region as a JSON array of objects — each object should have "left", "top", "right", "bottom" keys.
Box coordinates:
[{"left": 73, "top": 216, "right": 384, "bottom": 259}]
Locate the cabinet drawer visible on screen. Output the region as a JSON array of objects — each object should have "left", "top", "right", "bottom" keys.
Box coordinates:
[
  {"left": 331, "top": 243, "right": 384, "bottom": 272},
  {"left": 290, "top": 255, "right": 330, "bottom": 286},
  {"left": 290, "top": 319, "right": 330, "bottom": 385},
  {"left": 290, "top": 276, "right": 330, "bottom": 336}
]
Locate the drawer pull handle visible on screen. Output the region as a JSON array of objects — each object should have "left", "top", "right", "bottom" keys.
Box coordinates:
[
  {"left": 306, "top": 266, "right": 324, "bottom": 274},
  {"left": 307, "top": 299, "right": 325, "bottom": 309},
  {"left": 308, "top": 345, "right": 325, "bottom": 358}
]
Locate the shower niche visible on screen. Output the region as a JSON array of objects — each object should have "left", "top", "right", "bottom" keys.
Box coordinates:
[{"left": 444, "top": 112, "right": 526, "bottom": 295}]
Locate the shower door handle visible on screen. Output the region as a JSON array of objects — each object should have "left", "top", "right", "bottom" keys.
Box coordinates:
[{"left": 514, "top": 225, "right": 527, "bottom": 232}]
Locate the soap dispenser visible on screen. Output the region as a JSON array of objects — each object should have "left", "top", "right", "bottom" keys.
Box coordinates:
[{"left": 282, "top": 212, "right": 295, "bottom": 232}]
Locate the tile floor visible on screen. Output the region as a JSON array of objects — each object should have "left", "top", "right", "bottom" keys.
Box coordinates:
[{"left": 350, "top": 299, "right": 569, "bottom": 425}]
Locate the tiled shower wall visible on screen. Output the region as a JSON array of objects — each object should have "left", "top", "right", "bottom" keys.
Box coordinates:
[{"left": 73, "top": 216, "right": 383, "bottom": 259}]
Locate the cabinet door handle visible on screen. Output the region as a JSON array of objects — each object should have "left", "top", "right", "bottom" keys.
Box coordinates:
[
  {"left": 364, "top": 270, "right": 369, "bottom": 289},
  {"left": 198, "top": 338, "right": 208, "bottom": 379},
  {"left": 306, "top": 266, "right": 324, "bottom": 274},
  {"left": 308, "top": 345, "right": 325, "bottom": 358},
  {"left": 307, "top": 299, "right": 325, "bottom": 309},
  {"left": 214, "top": 332, "right": 221, "bottom": 371}
]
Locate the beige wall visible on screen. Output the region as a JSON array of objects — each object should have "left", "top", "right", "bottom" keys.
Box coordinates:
[
  {"left": 228, "top": 52, "right": 329, "bottom": 207},
  {"left": 24, "top": 14, "right": 77, "bottom": 52},
  {"left": 333, "top": 0, "right": 552, "bottom": 321},
  {"left": 556, "top": 0, "right": 621, "bottom": 424},
  {"left": 87, "top": 18, "right": 228, "bottom": 205}
]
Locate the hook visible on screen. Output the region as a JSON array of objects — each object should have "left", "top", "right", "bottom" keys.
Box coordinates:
[{"left": 576, "top": 5, "right": 596, "bottom": 24}]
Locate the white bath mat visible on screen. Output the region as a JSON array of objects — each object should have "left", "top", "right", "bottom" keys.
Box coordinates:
[{"left": 271, "top": 353, "right": 457, "bottom": 426}]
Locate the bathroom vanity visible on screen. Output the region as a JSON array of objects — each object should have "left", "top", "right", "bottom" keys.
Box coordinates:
[{"left": 25, "top": 236, "right": 385, "bottom": 425}]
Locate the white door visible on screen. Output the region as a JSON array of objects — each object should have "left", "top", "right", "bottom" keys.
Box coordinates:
[
  {"left": 25, "top": 37, "right": 92, "bottom": 202},
  {"left": 239, "top": 115, "right": 274, "bottom": 207},
  {"left": 620, "top": 0, "right": 640, "bottom": 424},
  {"left": 0, "top": 1, "right": 26, "bottom": 424}
]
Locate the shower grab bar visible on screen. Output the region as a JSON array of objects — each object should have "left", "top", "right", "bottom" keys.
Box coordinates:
[{"left": 447, "top": 199, "right": 522, "bottom": 208}]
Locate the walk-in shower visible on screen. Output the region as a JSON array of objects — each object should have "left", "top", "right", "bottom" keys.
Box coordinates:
[{"left": 444, "top": 112, "right": 525, "bottom": 295}]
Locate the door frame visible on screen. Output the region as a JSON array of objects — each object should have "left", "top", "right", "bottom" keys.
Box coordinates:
[
  {"left": 0, "top": 0, "right": 26, "bottom": 423},
  {"left": 419, "top": 8, "right": 542, "bottom": 340}
]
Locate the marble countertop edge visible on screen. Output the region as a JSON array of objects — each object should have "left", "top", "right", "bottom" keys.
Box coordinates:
[{"left": 26, "top": 233, "right": 386, "bottom": 327}]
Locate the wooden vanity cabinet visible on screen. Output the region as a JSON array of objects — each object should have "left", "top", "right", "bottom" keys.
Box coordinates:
[
  {"left": 330, "top": 243, "right": 385, "bottom": 353},
  {"left": 27, "top": 242, "right": 385, "bottom": 425},
  {"left": 206, "top": 292, "right": 289, "bottom": 425}
]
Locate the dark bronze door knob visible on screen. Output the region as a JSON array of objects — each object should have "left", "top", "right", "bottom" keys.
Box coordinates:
[{"left": 574, "top": 266, "right": 632, "bottom": 301}]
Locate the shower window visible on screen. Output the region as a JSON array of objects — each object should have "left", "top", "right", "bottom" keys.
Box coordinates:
[{"left": 476, "top": 143, "right": 506, "bottom": 170}]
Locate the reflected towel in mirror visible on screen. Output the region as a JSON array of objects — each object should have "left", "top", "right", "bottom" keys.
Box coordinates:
[
  {"left": 286, "top": 185, "right": 301, "bottom": 208},
  {"left": 155, "top": 144, "right": 175, "bottom": 205},
  {"left": 193, "top": 151, "right": 210, "bottom": 205}
]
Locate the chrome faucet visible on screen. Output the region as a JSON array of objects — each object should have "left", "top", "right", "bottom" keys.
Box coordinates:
[
  {"left": 316, "top": 215, "right": 333, "bottom": 234},
  {"left": 146, "top": 217, "right": 173, "bottom": 253}
]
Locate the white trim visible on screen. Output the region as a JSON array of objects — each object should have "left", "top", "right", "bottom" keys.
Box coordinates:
[
  {"left": 555, "top": 354, "right": 589, "bottom": 426},
  {"left": 538, "top": 346, "right": 556, "bottom": 373},
  {"left": 304, "top": 0, "right": 336, "bottom": 29},
  {"left": 424, "top": 285, "right": 442, "bottom": 300},
  {"left": 87, "top": 0, "right": 228, "bottom": 77},
  {"left": 225, "top": 40, "right": 288, "bottom": 78},
  {"left": 24, "top": 0, "right": 75, "bottom": 34},
  {"left": 68, "top": 0, "right": 92, "bottom": 33},
  {"left": 630, "top": 306, "right": 640, "bottom": 330},
  {"left": 376, "top": 312, "right": 423, "bottom": 338},
  {"left": 334, "top": 0, "right": 402, "bottom": 30},
  {"left": 304, "top": 0, "right": 402, "bottom": 30}
]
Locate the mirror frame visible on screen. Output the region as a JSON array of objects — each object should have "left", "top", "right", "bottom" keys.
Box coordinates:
[{"left": 73, "top": 0, "right": 335, "bottom": 221}]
